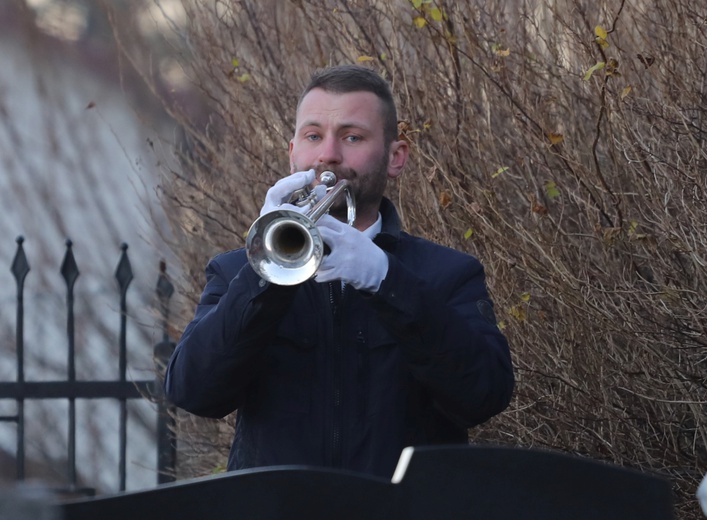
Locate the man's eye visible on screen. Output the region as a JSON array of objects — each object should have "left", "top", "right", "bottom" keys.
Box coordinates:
[
  {"left": 306, "top": 134, "right": 321, "bottom": 141},
  {"left": 345, "top": 135, "right": 361, "bottom": 143}
]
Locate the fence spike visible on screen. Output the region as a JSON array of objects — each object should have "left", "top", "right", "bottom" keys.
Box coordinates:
[
  {"left": 156, "top": 260, "right": 174, "bottom": 300},
  {"left": 11, "top": 236, "right": 30, "bottom": 287},
  {"left": 115, "top": 242, "right": 134, "bottom": 295},
  {"left": 60, "top": 238, "right": 80, "bottom": 290}
]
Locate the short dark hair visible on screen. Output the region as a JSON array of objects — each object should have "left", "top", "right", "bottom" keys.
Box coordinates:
[{"left": 298, "top": 65, "right": 399, "bottom": 144}]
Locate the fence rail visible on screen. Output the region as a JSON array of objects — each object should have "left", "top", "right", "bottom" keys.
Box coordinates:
[{"left": 1, "top": 236, "right": 176, "bottom": 494}]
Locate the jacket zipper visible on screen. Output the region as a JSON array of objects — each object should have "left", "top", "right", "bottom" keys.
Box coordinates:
[{"left": 329, "top": 282, "right": 343, "bottom": 468}]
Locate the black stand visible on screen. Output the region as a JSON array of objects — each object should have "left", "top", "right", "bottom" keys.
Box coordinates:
[{"left": 58, "top": 445, "right": 674, "bottom": 520}]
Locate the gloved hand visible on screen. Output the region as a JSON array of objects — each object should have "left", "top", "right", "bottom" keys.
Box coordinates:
[
  {"left": 315, "top": 215, "right": 389, "bottom": 293},
  {"left": 260, "top": 169, "right": 327, "bottom": 217}
]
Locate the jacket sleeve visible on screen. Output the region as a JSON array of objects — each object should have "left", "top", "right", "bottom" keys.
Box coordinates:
[
  {"left": 368, "top": 250, "right": 514, "bottom": 428},
  {"left": 164, "top": 252, "right": 298, "bottom": 418}
]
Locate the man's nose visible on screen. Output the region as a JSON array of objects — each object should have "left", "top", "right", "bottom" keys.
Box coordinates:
[{"left": 317, "top": 136, "right": 342, "bottom": 165}]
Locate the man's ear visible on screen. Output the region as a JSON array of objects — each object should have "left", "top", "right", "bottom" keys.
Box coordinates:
[{"left": 387, "top": 139, "right": 409, "bottom": 179}]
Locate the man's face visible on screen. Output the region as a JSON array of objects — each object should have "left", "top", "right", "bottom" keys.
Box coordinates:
[{"left": 289, "top": 88, "right": 404, "bottom": 225}]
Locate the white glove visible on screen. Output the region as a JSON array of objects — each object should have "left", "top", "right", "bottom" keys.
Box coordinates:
[
  {"left": 698, "top": 472, "right": 707, "bottom": 516},
  {"left": 315, "top": 215, "right": 389, "bottom": 293},
  {"left": 260, "top": 169, "right": 327, "bottom": 216}
]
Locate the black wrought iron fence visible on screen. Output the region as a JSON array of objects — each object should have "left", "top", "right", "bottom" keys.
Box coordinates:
[{"left": 0, "top": 236, "right": 176, "bottom": 495}]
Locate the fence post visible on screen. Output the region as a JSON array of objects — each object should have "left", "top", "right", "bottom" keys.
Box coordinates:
[
  {"left": 59, "top": 239, "right": 80, "bottom": 491},
  {"left": 114, "top": 243, "right": 133, "bottom": 491},
  {"left": 10, "top": 236, "right": 30, "bottom": 481},
  {"left": 154, "top": 260, "right": 176, "bottom": 484}
]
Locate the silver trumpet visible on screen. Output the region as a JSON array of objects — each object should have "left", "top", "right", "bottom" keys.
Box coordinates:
[{"left": 246, "top": 171, "right": 355, "bottom": 285}]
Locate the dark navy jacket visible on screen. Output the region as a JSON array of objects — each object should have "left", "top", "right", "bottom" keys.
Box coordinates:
[{"left": 165, "top": 199, "right": 514, "bottom": 478}]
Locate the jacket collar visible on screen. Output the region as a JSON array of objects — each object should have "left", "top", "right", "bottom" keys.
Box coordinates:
[{"left": 375, "top": 197, "right": 402, "bottom": 250}]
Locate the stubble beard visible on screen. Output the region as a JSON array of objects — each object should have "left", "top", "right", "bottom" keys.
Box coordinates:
[{"left": 298, "top": 148, "right": 390, "bottom": 223}]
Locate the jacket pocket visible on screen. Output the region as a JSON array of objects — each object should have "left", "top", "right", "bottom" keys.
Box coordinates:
[
  {"left": 357, "top": 319, "right": 404, "bottom": 418},
  {"left": 257, "top": 319, "right": 315, "bottom": 415}
]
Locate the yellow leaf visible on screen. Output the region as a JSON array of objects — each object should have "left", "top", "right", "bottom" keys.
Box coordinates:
[
  {"left": 430, "top": 7, "right": 443, "bottom": 21},
  {"left": 495, "top": 47, "right": 510, "bottom": 57},
  {"left": 583, "top": 61, "right": 605, "bottom": 81},
  {"left": 520, "top": 292, "right": 531, "bottom": 302},
  {"left": 492, "top": 166, "right": 509, "bottom": 178},
  {"left": 414, "top": 16, "right": 427, "bottom": 28},
  {"left": 545, "top": 180, "right": 560, "bottom": 199},
  {"left": 510, "top": 305, "right": 527, "bottom": 321},
  {"left": 231, "top": 58, "right": 240, "bottom": 67},
  {"left": 444, "top": 31, "right": 457, "bottom": 45},
  {"left": 547, "top": 132, "right": 564, "bottom": 145},
  {"left": 621, "top": 85, "right": 632, "bottom": 99},
  {"left": 380, "top": 52, "right": 388, "bottom": 61},
  {"left": 411, "top": 0, "right": 423, "bottom": 7},
  {"left": 595, "top": 37, "right": 609, "bottom": 48},
  {"left": 602, "top": 227, "right": 621, "bottom": 244},
  {"left": 595, "top": 25, "right": 608, "bottom": 39},
  {"left": 628, "top": 220, "right": 648, "bottom": 240},
  {"left": 497, "top": 320, "right": 507, "bottom": 330},
  {"left": 463, "top": 228, "right": 474, "bottom": 240},
  {"left": 238, "top": 73, "right": 251, "bottom": 83},
  {"left": 356, "top": 55, "right": 375, "bottom": 62}
]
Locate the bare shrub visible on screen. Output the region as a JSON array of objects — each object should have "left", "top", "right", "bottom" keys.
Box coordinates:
[{"left": 122, "top": 0, "right": 706, "bottom": 516}]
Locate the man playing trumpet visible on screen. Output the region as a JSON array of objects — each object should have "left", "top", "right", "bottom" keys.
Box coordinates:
[{"left": 165, "top": 64, "right": 514, "bottom": 478}]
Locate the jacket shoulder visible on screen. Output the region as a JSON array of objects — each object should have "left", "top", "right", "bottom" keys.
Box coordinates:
[
  {"left": 207, "top": 248, "right": 249, "bottom": 279},
  {"left": 396, "top": 232, "right": 483, "bottom": 273}
]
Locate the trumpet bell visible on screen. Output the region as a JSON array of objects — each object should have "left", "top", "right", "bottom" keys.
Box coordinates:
[
  {"left": 246, "top": 172, "right": 354, "bottom": 286},
  {"left": 246, "top": 209, "right": 325, "bottom": 286}
]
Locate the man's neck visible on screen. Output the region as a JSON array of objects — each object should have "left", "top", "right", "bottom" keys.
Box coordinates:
[
  {"left": 330, "top": 201, "right": 381, "bottom": 231},
  {"left": 353, "top": 212, "right": 379, "bottom": 232}
]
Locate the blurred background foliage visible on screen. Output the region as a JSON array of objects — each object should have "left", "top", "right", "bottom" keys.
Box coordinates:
[
  {"left": 118, "top": 1, "right": 706, "bottom": 517},
  {"left": 5, "top": 0, "right": 705, "bottom": 516}
]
